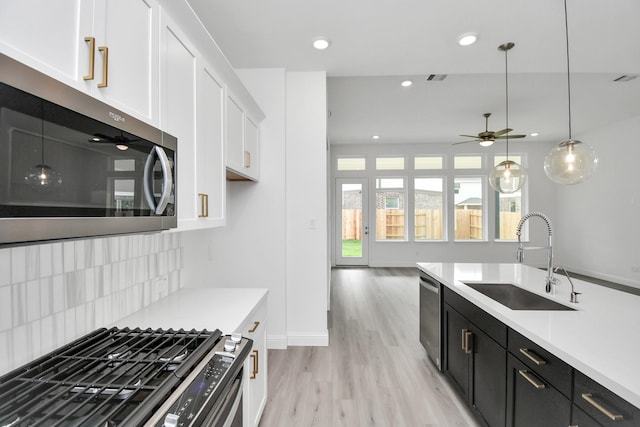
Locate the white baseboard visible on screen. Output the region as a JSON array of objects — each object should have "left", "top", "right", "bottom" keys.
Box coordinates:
[
  {"left": 267, "top": 335, "right": 288, "bottom": 349},
  {"left": 287, "top": 331, "right": 329, "bottom": 346}
]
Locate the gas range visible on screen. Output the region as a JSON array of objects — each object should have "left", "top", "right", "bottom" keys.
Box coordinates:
[{"left": 0, "top": 327, "right": 251, "bottom": 426}]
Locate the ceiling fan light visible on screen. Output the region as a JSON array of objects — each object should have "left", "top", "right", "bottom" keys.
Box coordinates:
[
  {"left": 478, "top": 139, "right": 494, "bottom": 147},
  {"left": 489, "top": 160, "right": 525, "bottom": 194},
  {"left": 544, "top": 139, "right": 598, "bottom": 185}
]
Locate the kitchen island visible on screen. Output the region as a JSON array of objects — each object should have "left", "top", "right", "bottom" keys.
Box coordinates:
[{"left": 417, "top": 262, "right": 640, "bottom": 412}]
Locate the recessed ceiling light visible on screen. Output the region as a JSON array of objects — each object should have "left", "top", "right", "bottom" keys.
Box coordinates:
[
  {"left": 530, "top": 132, "right": 539, "bottom": 137},
  {"left": 372, "top": 135, "right": 380, "bottom": 140},
  {"left": 401, "top": 80, "right": 413, "bottom": 87},
  {"left": 457, "top": 33, "right": 478, "bottom": 46},
  {"left": 313, "top": 38, "right": 331, "bottom": 50}
]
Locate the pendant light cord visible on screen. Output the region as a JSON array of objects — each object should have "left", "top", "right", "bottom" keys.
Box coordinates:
[
  {"left": 504, "top": 44, "right": 510, "bottom": 159},
  {"left": 564, "top": 0, "right": 572, "bottom": 139},
  {"left": 41, "top": 98, "right": 45, "bottom": 165}
]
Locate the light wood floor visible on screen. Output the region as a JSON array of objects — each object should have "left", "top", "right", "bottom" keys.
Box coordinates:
[{"left": 258, "top": 267, "right": 480, "bottom": 427}]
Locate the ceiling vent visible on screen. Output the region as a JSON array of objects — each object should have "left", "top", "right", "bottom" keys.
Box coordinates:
[
  {"left": 425, "top": 74, "right": 447, "bottom": 82},
  {"left": 613, "top": 74, "right": 638, "bottom": 82}
]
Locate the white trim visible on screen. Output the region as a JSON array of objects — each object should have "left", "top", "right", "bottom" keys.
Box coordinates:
[
  {"left": 287, "top": 332, "right": 329, "bottom": 346},
  {"left": 267, "top": 335, "right": 288, "bottom": 349}
]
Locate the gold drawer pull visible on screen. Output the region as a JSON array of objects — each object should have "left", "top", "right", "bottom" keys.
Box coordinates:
[
  {"left": 519, "top": 348, "right": 547, "bottom": 365},
  {"left": 463, "top": 330, "right": 473, "bottom": 354},
  {"left": 97, "top": 46, "right": 109, "bottom": 88},
  {"left": 581, "top": 393, "right": 624, "bottom": 421},
  {"left": 248, "top": 321, "right": 260, "bottom": 333},
  {"left": 518, "top": 370, "right": 546, "bottom": 389},
  {"left": 84, "top": 37, "right": 95, "bottom": 80},
  {"left": 198, "top": 193, "right": 209, "bottom": 217},
  {"left": 250, "top": 349, "right": 259, "bottom": 379}
]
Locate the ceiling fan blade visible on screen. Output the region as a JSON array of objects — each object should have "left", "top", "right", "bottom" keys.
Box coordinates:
[
  {"left": 493, "top": 128, "right": 513, "bottom": 137},
  {"left": 452, "top": 140, "right": 478, "bottom": 145},
  {"left": 459, "top": 134, "right": 480, "bottom": 139},
  {"left": 496, "top": 134, "right": 526, "bottom": 139}
]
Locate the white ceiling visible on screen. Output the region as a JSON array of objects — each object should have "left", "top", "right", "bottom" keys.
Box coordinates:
[{"left": 188, "top": 0, "right": 640, "bottom": 145}]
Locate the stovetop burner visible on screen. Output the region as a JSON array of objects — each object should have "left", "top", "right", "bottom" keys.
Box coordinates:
[{"left": 0, "top": 327, "right": 223, "bottom": 427}]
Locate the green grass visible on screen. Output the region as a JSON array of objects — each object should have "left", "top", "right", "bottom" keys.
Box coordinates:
[{"left": 341, "top": 239, "right": 362, "bottom": 257}]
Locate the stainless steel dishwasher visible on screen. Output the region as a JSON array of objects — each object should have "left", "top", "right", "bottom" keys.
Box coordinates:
[{"left": 419, "top": 271, "right": 442, "bottom": 370}]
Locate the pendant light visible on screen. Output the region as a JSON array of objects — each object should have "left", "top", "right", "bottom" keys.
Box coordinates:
[
  {"left": 24, "top": 99, "right": 62, "bottom": 189},
  {"left": 544, "top": 0, "right": 598, "bottom": 185},
  {"left": 489, "top": 42, "right": 525, "bottom": 194}
]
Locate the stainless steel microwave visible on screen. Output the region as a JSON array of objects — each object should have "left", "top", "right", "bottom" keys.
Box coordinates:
[{"left": 0, "top": 53, "right": 177, "bottom": 245}]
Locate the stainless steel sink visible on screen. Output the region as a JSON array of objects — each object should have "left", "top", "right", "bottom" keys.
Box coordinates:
[{"left": 461, "top": 282, "right": 575, "bottom": 311}]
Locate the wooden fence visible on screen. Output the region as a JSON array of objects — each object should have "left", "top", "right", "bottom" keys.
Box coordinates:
[{"left": 342, "top": 209, "right": 520, "bottom": 240}]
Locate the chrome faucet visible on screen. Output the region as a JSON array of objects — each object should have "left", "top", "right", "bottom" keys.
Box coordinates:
[
  {"left": 553, "top": 265, "right": 581, "bottom": 303},
  {"left": 516, "top": 212, "right": 556, "bottom": 293}
]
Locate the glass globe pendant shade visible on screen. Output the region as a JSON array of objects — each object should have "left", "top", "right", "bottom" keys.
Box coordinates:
[
  {"left": 24, "top": 164, "right": 62, "bottom": 189},
  {"left": 489, "top": 160, "right": 525, "bottom": 194},
  {"left": 544, "top": 139, "right": 598, "bottom": 185}
]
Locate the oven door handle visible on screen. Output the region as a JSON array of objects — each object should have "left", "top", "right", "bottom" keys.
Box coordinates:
[{"left": 143, "top": 146, "right": 173, "bottom": 215}]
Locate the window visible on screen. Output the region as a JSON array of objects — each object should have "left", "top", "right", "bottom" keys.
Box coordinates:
[
  {"left": 376, "top": 157, "right": 405, "bottom": 170},
  {"left": 494, "top": 155, "right": 524, "bottom": 240},
  {"left": 414, "top": 156, "right": 443, "bottom": 170},
  {"left": 337, "top": 157, "right": 366, "bottom": 171},
  {"left": 415, "top": 177, "right": 444, "bottom": 240},
  {"left": 454, "top": 155, "right": 482, "bottom": 169},
  {"left": 376, "top": 178, "right": 405, "bottom": 240},
  {"left": 454, "top": 177, "right": 484, "bottom": 240}
]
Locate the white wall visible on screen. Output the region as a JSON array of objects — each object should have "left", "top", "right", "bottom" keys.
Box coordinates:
[
  {"left": 181, "top": 68, "right": 289, "bottom": 348},
  {"left": 182, "top": 70, "right": 329, "bottom": 347},
  {"left": 555, "top": 114, "right": 640, "bottom": 288},
  {"left": 285, "top": 72, "right": 329, "bottom": 346},
  {"left": 331, "top": 140, "right": 558, "bottom": 268}
]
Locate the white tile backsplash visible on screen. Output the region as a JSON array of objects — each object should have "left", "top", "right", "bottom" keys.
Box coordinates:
[{"left": 0, "top": 232, "right": 183, "bottom": 376}]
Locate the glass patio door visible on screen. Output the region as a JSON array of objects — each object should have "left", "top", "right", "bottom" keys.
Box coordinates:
[{"left": 335, "top": 178, "right": 369, "bottom": 266}]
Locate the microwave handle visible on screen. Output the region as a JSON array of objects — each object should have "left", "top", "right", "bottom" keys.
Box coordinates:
[{"left": 143, "top": 146, "right": 173, "bottom": 215}]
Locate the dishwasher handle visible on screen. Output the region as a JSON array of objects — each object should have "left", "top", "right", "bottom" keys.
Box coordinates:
[{"left": 419, "top": 274, "right": 440, "bottom": 294}]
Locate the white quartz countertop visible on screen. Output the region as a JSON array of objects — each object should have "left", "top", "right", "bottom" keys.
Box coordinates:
[
  {"left": 417, "top": 262, "right": 640, "bottom": 409},
  {"left": 113, "top": 288, "right": 268, "bottom": 335}
]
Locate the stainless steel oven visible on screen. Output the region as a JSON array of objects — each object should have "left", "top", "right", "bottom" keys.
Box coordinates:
[
  {"left": 0, "top": 327, "right": 251, "bottom": 426},
  {"left": 0, "top": 53, "right": 177, "bottom": 245}
]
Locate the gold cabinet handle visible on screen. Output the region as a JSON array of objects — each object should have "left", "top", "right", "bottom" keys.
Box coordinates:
[
  {"left": 83, "top": 37, "right": 95, "bottom": 80},
  {"left": 248, "top": 321, "right": 260, "bottom": 333},
  {"left": 244, "top": 150, "right": 251, "bottom": 168},
  {"left": 198, "top": 193, "right": 209, "bottom": 217},
  {"left": 250, "top": 349, "right": 259, "bottom": 379},
  {"left": 581, "top": 393, "right": 624, "bottom": 421},
  {"left": 461, "top": 329, "right": 467, "bottom": 352},
  {"left": 519, "top": 348, "right": 547, "bottom": 366},
  {"left": 97, "top": 46, "right": 109, "bottom": 88},
  {"left": 518, "top": 370, "right": 546, "bottom": 389}
]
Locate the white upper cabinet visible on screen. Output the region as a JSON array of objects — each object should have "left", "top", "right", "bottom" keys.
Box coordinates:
[
  {"left": 0, "top": 0, "right": 160, "bottom": 126},
  {"left": 225, "top": 90, "right": 261, "bottom": 182}
]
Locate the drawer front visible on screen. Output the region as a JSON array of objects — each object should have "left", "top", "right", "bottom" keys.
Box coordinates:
[
  {"left": 443, "top": 287, "right": 507, "bottom": 347},
  {"left": 572, "top": 404, "right": 603, "bottom": 427},
  {"left": 574, "top": 371, "right": 640, "bottom": 427},
  {"left": 508, "top": 329, "right": 573, "bottom": 398}
]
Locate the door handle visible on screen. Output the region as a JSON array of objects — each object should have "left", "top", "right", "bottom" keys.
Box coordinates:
[
  {"left": 83, "top": 37, "right": 95, "bottom": 80},
  {"left": 143, "top": 146, "right": 173, "bottom": 214},
  {"left": 97, "top": 46, "right": 109, "bottom": 88}
]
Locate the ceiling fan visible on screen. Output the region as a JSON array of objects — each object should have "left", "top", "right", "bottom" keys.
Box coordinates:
[{"left": 455, "top": 112, "right": 526, "bottom": 146}]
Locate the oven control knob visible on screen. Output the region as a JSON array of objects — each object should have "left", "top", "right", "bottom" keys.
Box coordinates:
[
  {"left": 164, "top": 413, "right": 180, "bottom": 427},
  {"left": 224, "top": 339, "right": 236, "bottom": 352}
]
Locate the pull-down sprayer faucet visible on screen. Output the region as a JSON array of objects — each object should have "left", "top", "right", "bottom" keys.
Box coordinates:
[{"left": 516, "top": 212, "right": 556, "bottom": 293}]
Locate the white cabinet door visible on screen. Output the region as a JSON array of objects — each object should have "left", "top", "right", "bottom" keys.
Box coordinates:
[
  {"left": 161, "top": 14, "right": 197, "bottom": 228},
  {"left": 0, "top": 0, "right": 92, "bottom": 91},
  {"left": 90, "top": 0, "right": 160, "bottom": 124},
  {"left": 226, "top": 93, "right": 245, "bottom": 174},
  {"left": 0, "top": 0, "right": 159, "bottom": 125},
  {"left": 240, "top": 301, "right": 268, "bottom": 427},
  {"left": 195, "top": 65, "right": 226, "bottom": 226}
]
